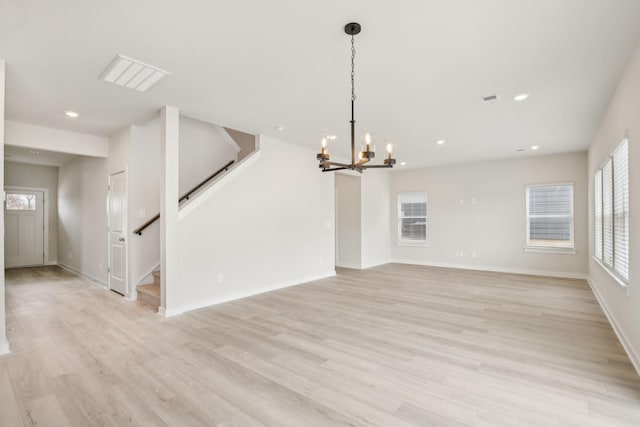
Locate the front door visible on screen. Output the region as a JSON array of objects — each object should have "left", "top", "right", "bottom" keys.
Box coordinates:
[
  {"left": 108, "top": 172, "right": 127, "bottom": 295},
  {"left": 4, "top": 190, "right": 45, "bottom": 268}
]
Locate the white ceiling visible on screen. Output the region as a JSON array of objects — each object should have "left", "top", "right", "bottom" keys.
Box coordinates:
[{"left": 1, "top": 0, "right": 639, "bottom": 168}]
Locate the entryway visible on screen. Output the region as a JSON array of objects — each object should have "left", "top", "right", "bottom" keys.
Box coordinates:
[{"left": 4, "top": 188, "right": 45, "bottom": 268}]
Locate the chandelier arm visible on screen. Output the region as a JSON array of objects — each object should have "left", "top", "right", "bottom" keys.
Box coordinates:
[
  {"left": 321, "top": 167, "right": 349, "bottom": 172},
  {"left": 360, "top": 164, "right": 393, "bottom": 169},
  {"left": 354, "top": 158, "right": 371, "bottom": 167}
]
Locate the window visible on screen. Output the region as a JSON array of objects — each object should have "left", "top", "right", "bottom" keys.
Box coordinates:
[
  {"left": 5, "top": 193, "right": 37, "bottom": 211},
  {"left": 594, "top": 139, "right": 629, "bottom": 283},
  {"left": 525, "top": 183, "right": 574, "bottom": 249},
  {"left": 398, "top": 192, "right": 427, "bottom": 243}
]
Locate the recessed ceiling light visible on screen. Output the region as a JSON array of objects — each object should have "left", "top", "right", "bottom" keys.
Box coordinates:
[
  {"left": 530, "top": 145, "right": 540, "bottom": 150},
  {"left": 516, "top": 148, "right": 525, "bottom": 152},
  {"left": 326, "top": 134, "right": 337, "bottom": 140},
  {"left": 29, "top": 150, "right": 40, "bottom": 154},
  {"left": 436, "top": 139, "right": 446, "bottom": 145},
  {"left": 275, "top": 125, "right": 285, "bottom": 131},
  {"left": 513, "top": 93, "right": 530, "bottom": 102},
  {"left": 65, "top": 111, "right": 79, "bottom": 118},
  {"left": 400, "top": 161, "right": 407, "bottom": 166},
  {"left": 100, "top": 54, "right": 170, "bottom": 93}
]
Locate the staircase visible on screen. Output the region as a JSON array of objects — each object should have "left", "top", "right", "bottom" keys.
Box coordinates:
[{"left": 136, "top": 271, "right": 160, "bottom": 311}]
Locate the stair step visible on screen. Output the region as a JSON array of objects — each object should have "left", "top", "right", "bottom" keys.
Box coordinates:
[
  {"left": 137, "top": 283, "right": 160, "bottom": 311},
  {"left": 152, "top": 270, "right": 160, "bottom": 286}
]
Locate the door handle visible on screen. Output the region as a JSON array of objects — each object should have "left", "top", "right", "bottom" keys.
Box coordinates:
[{"left": 118, "top": 238, "right": 125, "bottom": 242}]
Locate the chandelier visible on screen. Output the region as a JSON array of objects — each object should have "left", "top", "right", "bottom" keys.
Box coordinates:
[{"left": 317, "top": 22, "right": 396, "bottom": 172}]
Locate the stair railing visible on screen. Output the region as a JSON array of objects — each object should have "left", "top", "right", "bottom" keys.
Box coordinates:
[{"left": 133, "top": 159, "right": 235, "bottom": 236}]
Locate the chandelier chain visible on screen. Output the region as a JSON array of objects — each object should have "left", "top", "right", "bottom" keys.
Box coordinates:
[{"left": 351, "top": 35, "right": 356, "bottom": 102}]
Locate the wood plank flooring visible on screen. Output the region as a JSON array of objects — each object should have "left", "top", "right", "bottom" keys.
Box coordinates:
[{"left": 1, "top": 264, "right": 639, "bottom": 426}]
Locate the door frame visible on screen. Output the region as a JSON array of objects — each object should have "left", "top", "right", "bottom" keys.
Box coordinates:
[
  {"left": 107, "top": 171, "right": 129, "bottom": 297},
  {"left": 4, "top": 185, "right": 49, "bottom": 266}
]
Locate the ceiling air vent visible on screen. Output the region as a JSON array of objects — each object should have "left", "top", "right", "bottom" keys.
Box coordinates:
[
  {"left": 99, "top": 54, "right": 170, "bottom": 92},
  {"left": 481, "top": 94, "right": 500, "bottom": 104}
]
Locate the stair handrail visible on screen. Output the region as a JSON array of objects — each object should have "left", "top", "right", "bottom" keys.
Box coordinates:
[{"left": 133, "top": 159, "right": 235, "bottom": 236}]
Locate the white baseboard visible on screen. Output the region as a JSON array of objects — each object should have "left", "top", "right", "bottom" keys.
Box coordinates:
[
  {"left": 57, "top": 263, "right": 108, "bottom": 288},
  {"left": 336, "top": 262, "right": 362, "bottom": 269},
  {"left": 361, "top": 260, "right": 390, "bottom": 270},
  {"left": 390, "top": 258, "right": 588, "bottom": 280},
  {"left": 587, "top": 278, "right": 640, "bottom": 377},
  {"left": 163, "top": 270, "right": 336, "bottom": 318},
  {"left": 0, "top": 340, "right": 10, "bottom": 356}
]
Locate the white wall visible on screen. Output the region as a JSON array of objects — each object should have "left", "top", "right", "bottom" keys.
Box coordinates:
[
  {"left": 5, "top": 162, "right": 59, "bottom": 264},
  {"left": 174, "top": 135, "right": 335, "bottom": 314},
  {"left": 179, "top": 116, "right": 239, "bottom": 196},
  {"left": 129, "top": 120, "right": 161, "bottom": 287},
  {"left": 335, "top": 173, "right": 361, "bottom": 268},
  {"left": 390, "top": 152, "right": 588, "bottom": 277},
  {"left": 57, "top": 155, "right": 108, "bottom": 284},
  {"left": 57, "top": 128, "right": 130, "bottom": 287},
  {"left": 5, "top": 120, "right": 108, "bottom": 157},
  {"left": 0, "top": 59, "right": 9, "bottom": 355},
  {"left": 361, "top": 171, "right": 391, "bottom": 268},
  {"left": 587, "top": 41, "right": 640, "bottom": 373}
]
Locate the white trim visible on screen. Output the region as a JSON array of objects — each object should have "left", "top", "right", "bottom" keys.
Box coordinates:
[
  {"left": 524, "top": 246, "right": 576, "bottom": 255},
  {"left": 0, "top": 340, "right": 10, "bottom": 356},
  {"left": 396, "top": 241, "right": 429, "bottom": 247},
  {"left": 336, "top": 262, "right": 362, "bottom": 269},
  {"left": 587, "top": 278, "right": 640, "bottom": 377},
  {"left": 179, "top": 149, "right": 262, "bottom": 219},
  {"left": 58, "top": 263, "right": 108, "bottom": 288},
  {"left": 162, "top": 271, "right": 336, "bottom": 318},
  {"left": 390, "top": 258, "right": 588, "bottom": 280},
  {"left": 5, "top": 185, "right": 49, "bottom": 265},
  {"left": 592, "top": 256, "right": 629, "bottom": 292},
  {"left": 361, "top": 260, "right": 390, "bottom": 269}
]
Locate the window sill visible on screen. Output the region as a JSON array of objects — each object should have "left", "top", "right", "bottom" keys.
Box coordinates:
[
  {"left": 592, "top": 256, "right": 629, "bottom": 289},
  {"left": 396, "top": 241, "right": 429, "bottom": 247},
  {"left": 524, "top": 246, "right": 576, "bottom": 255}
]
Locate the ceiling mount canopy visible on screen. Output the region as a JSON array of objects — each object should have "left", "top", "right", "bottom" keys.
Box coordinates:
[{"left": 317, "top": 22, "right": 396, "bottom": 173}]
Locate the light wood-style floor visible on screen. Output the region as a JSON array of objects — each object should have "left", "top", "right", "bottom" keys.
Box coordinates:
[{"left": 1, "top": 264, "right": 640, "bottom": 426}]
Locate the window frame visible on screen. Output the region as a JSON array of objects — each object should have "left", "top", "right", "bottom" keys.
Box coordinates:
[
  {"left": 524, "top": 182, "right": 575, "bottom": 253},
  {"left": 593, "top": 138, "right": 629, "bottom": 287},
  {"left": 397, "top": 192, "right": 428, "bottom": 246}
]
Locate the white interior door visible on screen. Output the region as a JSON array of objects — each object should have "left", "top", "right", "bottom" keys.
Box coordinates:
[
  {"left": 108, "top": 172, "right": 127, "bottom": 295},
  {"left": 5, "top": 190, "right": 45, "bottom": 268}
]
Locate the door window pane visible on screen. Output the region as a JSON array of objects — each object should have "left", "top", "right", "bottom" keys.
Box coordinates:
[{"left": 6, "top": 194, "right": 37, "bottom": 211}]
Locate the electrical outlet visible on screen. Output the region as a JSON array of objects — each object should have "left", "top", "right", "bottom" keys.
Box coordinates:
[
  {"left": 69, "top": 252, "right": 72, "bottom": 260},
  {"left": 217, "top": 273, "right": 224, "bottom": 284},
  {"left": 472, "top": 251, "right": 478, "bottom": 259},
  {"left": 318, "top": 257, "right": 324, "bottom": 265},
  {"left": 455, "top": 250, "right": 464, "bottom": 257}
]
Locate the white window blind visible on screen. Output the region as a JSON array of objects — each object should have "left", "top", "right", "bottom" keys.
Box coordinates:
[
  {"left": 398, "top": 192, "right": 427, "bottom": 242},
  {"left": 602, "top": 158, "right": 613, "bottom": 267},
  {"left": 594, "top": 169, "right": 602, "bottom": 260},
  {"left": 594, "top": 138, "right": 629, "bottom": 284},
  {"left": 526, "top": 184, "right": 574, "bottom": 248},
  {"left": 613, "top": 139, "right": 629, "bottom": 280}
]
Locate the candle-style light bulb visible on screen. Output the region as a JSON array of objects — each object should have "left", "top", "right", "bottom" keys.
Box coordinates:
[
  {"left": 321, "top": 138, "right": 328, "bottom": 155},
  {"left": 364, "top": 133, "right": 372, "bottom": 152}
]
